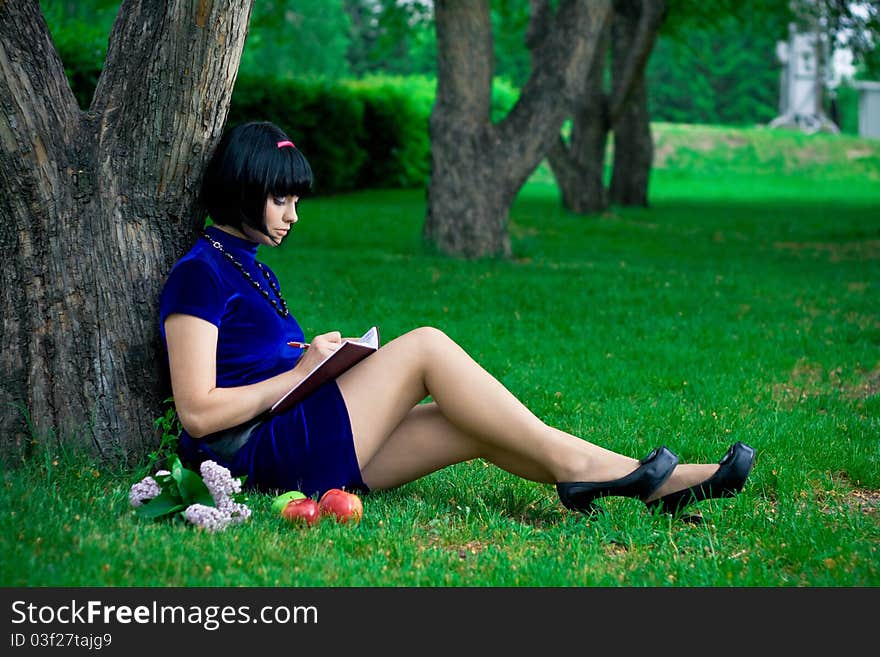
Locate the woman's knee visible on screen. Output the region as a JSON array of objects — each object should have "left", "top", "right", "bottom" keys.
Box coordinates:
[
  {"left": 402, "top": 326, "right": 457, "bottom": 362},
  {"left": 385, "top": 327, "right": 456, "bottom": 373},
  {"left": 405, "top": 326, "right": 451, "bottom": 350}
]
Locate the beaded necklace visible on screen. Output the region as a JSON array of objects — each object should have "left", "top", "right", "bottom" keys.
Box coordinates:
[{"left": 199, "top": 230, "right": 290, "bottom": 319}]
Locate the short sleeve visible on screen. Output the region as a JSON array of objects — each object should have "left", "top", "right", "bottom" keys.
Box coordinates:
[{"left": 159, "top": 257, "right": 226, "bottom": 331}]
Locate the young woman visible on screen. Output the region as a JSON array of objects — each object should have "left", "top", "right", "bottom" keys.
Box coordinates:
[{"left": 160, "top": 121, "right": 756, "bottom": 518}]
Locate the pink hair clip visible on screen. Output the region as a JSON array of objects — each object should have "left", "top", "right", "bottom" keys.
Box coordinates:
[{"left": 276, "top": 140, "right": 295, "bottom": 149}]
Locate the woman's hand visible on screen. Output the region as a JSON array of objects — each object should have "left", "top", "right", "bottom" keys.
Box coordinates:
[
  {"left": 294, "top": 331, "right": 342, "bottom": 372},
  {"left": 165, "top": 318, "right": 348, "bottom": 437},
  {"left": 166, "top": 313, "right": 306, "bottom": 437}
]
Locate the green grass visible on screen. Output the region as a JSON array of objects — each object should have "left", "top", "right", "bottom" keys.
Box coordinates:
[{"left": 4, "top": 123, "right": 879, "bottom": 586}]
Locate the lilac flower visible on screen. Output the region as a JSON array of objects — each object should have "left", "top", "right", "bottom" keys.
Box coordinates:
[
  {"left": 129, "top": 476, "right": 160, "bottom": 508},
  {"left": 183, "top": 500, "right": 251, "bottom": 532},
  {"left": 199, "top": 460, "right": 241, "bottom": 511},
  {"left": 184, "top": 503, "right": 229, "bottom": 532},
  {"left": 225, "top": 500, "right": 252, "bottom": 525},
  {"left": 189, "top": 460, "right": 252, "bottom": 529},
  {"left": 131, "top": 460, "right": 250, "bottom": 532}
]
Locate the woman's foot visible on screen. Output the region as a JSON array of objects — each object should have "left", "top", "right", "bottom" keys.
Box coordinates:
[
  {"left": 556, "top": 446, "right": 679, "bottom": 514},
  {"left": 645, "top": 463, "right": 720, "bottom": 502},
  {"left": 645, "top": 442, "right": 756, "bottom": 515}
]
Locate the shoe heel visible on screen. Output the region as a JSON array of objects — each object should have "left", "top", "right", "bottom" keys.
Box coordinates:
[{"left": 559, "top": 498, "right": 602, "bottom": 516}]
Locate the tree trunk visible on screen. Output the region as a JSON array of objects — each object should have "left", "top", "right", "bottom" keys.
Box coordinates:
[
  {"left": 546, "top": 23, "right": 610, "bottom": 214},
  {"left": 609, "top": 76, "right": 652, "bottom": 206},
  {"left": 0, "top": 1, "right": 253, "bottom": 462},
  {"left": 608, "top": 0, "right": 665, "bottom": 206},
  {"left": 425, "top": 0, "right": 611, "bottom": 257},
  {"left": 548, "top": 0, "right": 665, "bottom": 214}
]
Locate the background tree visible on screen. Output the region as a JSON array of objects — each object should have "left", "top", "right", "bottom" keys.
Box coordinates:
[
  {"left": 244, "top": 0, "right": 353, "bottom": 80},
  {"left": 547, "top": 0, "right": 667, "bottom": 213},
  {"left": 425, "top": 0, "right": 612, "bottom": 258},
  {"left": 608, "top": 0, "right": 664, "bottom": 206},
  {"left": 547, "top": 0, "right": 801, "bottom": 214},
  {"left": 795, "top": 0, "right": 880, "bottom": 71},
  {"left": 648, "top": 11, "right": 789, "bottom": 126},
  {"left": 0, "top": 1, "right": 253, "bottom": 461},
  {"left": 345, "top": 0, "right": 436, "bottom": 76}
]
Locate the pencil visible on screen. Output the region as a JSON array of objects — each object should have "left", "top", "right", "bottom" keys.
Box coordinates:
[{"left": 287, "top": 341, "right": 310, "bottom": 349}]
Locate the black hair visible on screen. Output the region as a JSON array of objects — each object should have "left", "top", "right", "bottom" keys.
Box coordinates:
[{"left": 200, "top": 121, "right": 313, "bottom": 236}]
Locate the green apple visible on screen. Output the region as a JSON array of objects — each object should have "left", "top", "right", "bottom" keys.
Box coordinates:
[{"left": 271, "top": 490, "right": 306, "bottom": 515}]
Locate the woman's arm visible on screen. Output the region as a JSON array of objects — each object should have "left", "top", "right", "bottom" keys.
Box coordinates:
[{"left": 164, "top": 313, "right": 341, "bottom": 437}]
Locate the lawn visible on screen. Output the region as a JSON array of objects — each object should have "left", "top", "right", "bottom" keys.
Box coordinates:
[{"left": 3, "top": 123, "right": 878, "bottom": 587}]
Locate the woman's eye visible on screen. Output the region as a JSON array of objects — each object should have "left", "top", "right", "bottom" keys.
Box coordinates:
[{"left": 273, "top": 196, "right": 286, "bottom": 205}]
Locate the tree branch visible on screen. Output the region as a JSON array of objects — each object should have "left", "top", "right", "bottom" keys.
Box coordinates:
[
  {"left": 525, "top": 0, "right": 552, "bottom": 51},
  {"left": 91, "top": 0, "right": 253, "bottom": 200},
  {"left": 496, "top": 0, "right": 612, "bottom": 185},
  {"left": 608, "top": 0, "right": 667, "bottom": 125},
  {"left": 0, "top": 1, "right": 80, "bottom": 170}
]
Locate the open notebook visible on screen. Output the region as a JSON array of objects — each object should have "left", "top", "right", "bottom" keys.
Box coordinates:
[{"left": 270, "top": 326, "right": 380, "bottom": 414}]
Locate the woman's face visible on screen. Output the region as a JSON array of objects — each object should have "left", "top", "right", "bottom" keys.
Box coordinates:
[{"left": 243, "top": 194, "right": 300, "bottom": 246}]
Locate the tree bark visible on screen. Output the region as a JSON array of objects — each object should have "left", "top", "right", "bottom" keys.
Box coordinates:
[
  {"left": 546, "top": 22, "right": 610, "bottom": 213},
  {"left": 609, "top": 75, "right": 652, "bottom": 205},
  {"left": 608, "top": 0, "right": 664, "bottom": 206},
  {"left": 0, "top": 0, "right": 253, "bottom": 462},
  {"left": 606, "top": 0, "right": 666, "bottom": 124},
  {"left": 425, "top": 0, "right": 611, "bottom": 257},
  {"left": 548, "top": 0, "right": 665, "bottom": 214}
]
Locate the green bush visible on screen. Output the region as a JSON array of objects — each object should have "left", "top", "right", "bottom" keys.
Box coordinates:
[
  {"left": 229, "top": 75, "right": 440, "bottom": 194},
  {"left": 48, "top": 27, "right": 525, "bottom": 195},
  {"left": 835, "top": 84, "right": 860, "bottom": 136},
  {"left": 341, "top": 75, "right": 435, "bottom": 189},
  {"left": 229, "top": 76, "right": 368, "bottom": 195},
  {"left": 648, "top": 16, "right": 783, "bottom": 126},
  {"left": 48, "top": 29, "right": 441, "bottom": 194}
]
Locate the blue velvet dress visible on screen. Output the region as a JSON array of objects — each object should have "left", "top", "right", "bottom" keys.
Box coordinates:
[{"left": 159, "top": 225, "right": 368, "bottom": 497}]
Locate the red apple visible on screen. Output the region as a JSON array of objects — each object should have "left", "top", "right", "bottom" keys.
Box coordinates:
[
  {"left": 271, "top": 490, "right": 306, "bottom": 515},
  {"left": 318, "top": 488, "right": 363, "bottom": 524},
  {"left": 281, "top": 497, "right": 320, "bottom": 526}
]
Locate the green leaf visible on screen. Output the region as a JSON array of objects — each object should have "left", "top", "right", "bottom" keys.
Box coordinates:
[
  {"left": 153, "top": 472, "right": 177, "bottom": 496},
  {"left": 177, "top": 467, "right": 214, "bottom": 507},
  {"left": 170, "top": 454, "right": 183, "bottom": 482},
  {"left": 135, "top": 489, "right": 186, "bottom": 520},
  {"left": 168, "top": 456, "right": 213, "bottom": 507}
]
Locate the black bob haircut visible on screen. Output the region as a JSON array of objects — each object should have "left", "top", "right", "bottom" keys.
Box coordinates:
[{"left": 200, "top": 121, "right": 313, "bottom": 235}]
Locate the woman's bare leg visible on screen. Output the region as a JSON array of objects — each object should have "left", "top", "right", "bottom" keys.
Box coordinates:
[
  {"left": 359, "top": 402, "right": 562, "bottom": 489},
  {"left": 337, "top": 327, "right": 717, "bottom": 499}
]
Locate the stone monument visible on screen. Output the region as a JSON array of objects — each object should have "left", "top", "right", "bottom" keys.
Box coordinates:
[{"left": 769, "top": 22, "right": 840, "bottom": 133}]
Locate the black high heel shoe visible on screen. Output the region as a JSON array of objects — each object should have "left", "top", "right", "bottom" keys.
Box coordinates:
[
  {"left": 645, "top": 441, "right": 756, "bottom": 516},
  {"left": 556, "top": 446, "right": 679, "bottom": 515}
]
